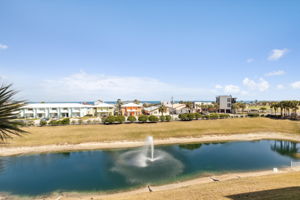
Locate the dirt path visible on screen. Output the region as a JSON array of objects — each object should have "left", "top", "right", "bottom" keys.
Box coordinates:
[{"left": 1, "top": 132, "right": 300, "bottom": 156}]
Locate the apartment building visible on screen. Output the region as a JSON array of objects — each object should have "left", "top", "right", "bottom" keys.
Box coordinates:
[{"left": 216, "top": 95, "right": 237, "bottom": 113}]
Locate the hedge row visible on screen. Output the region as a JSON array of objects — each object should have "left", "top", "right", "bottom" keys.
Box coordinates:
[
  {"left": 178, "top": 113, "right": 230, "bottom": 121},
  {"left": 103, "top": 115, "right": 172, "bottom": 124}
]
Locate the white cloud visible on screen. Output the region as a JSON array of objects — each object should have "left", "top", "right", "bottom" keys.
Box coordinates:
[
  {"left": 0, "top": 44, "right": 8, "bottom": 50},
  {"left": 276, "top": 84, "right": 285, "bottom": 89},
  {"left": 268, "top": 48, "right": 288, "bottom": 61},
  {"left": 224, "top": 85, "right": 240, "bottom": 94},
  {"left": 291, "top": 81, "right": 300, "bottom": 89},
  {"left": 40, "top": 71, "right": 210, "bottom": 101},
  {"left": 265, "top": 70, "right": 285, "bottom": 77},
  {"left": 243, "top": 78, "right": 269, "bottom": 91},
  {"left": 215, "top": 84, "right": 223, "bottom": 89},
  {"left": 246, "top": 58, "right": 254, "bottom": 63}
]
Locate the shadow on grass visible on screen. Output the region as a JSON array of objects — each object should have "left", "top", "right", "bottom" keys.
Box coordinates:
[{"left": 226, "top": 186, "right": 300, "bottom": 200}]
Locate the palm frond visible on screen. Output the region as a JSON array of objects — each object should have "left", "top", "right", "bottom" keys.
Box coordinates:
[{"left": 0, "top": 84, "right": 26, "bottom": 140}]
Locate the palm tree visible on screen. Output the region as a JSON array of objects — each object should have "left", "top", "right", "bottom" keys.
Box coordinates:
[
  {"left": 115, "top": 99, "right": 123, "bottom": 115},
  {"left": 158, "top": 104, "right": 167, "bottom": 116},
  {"left": 0, "top": 84, "right": 25, "bottom": 140},
  {"left": 133, "top": 99, "right": 140, "bottom": 105},
  {"left": 184, "top": 102, "right": 193, "bottom": 113}
]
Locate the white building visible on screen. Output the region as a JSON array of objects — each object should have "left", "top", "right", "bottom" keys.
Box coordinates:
[
  {"left": 216, "top": 95, "right": 237, "bottom": 113},
  {"left": 18, "top": 103, "right": 94, "bottom": 119},
  {"left": 164, "top": 103, "right": 189, "bottom": 114},
  {"left": 143, "top": 106, "right": 170, "bottom": 116}
]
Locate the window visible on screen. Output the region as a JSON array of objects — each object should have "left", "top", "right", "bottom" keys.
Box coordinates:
[
  {"left": 227, "top": 103, "right": 231, "bottom": 107},
  {"left": 227, "top": 98, "right": 231, "bottom": 102}
]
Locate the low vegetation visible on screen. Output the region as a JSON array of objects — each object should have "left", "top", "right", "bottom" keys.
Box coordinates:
[
  {"left": 104, "top": 171, "right": 300, "bottom": 200},
  {"left": 3, "top": 118, "right": 300, "bottom": 147}
]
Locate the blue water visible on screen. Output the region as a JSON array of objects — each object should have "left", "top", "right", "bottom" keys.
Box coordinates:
[{"left": 0, "top": 140, "right": 298, "bottom": 196}]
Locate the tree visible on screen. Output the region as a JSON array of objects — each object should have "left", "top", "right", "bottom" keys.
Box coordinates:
[
  {"left": 158, "top": 104, "right": 167, "bottom": 116},
  {"left": 0, "top": 84, "right": 26, "bottom": 140},
  {"left": 127, "top": 116, "right": 136, "bottom": 123},
  {"left": 40, "top": 120, "right": 47, "bottom": 126},
  {"left": 115, "top": 99, "right": 123, "bottom": 115},
  {"left": 138, "top": 115, "right": 148, "bottom": 123},
  {"left": 133, "top": 99, "right": 140, "bottom": 105},
  {"left": 148, "top": 115, "right": 159, "bottom": 123},
  {"left": 60, "top": 118, "right": 70, "bottom": 125},
  {"left": 165, "top": 115, "right": 172, "bottom": 122},
  {"left": 104, "top": 116, "right": 115, "bottom": 124},
  {"left": 160, "top": 115, "right": 166, "bottom": 122},
  {"left": 194, "top": 113, "right": 201, "bottom": 120},
  {"left": 115, "top": 115, "right": 125, "bottom": 124},
  {"left": 184, "top": 102, "right": 194, "bottom": 113}
]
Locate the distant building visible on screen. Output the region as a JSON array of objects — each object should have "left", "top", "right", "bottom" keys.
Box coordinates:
[
  {"left": 121, "top": 103, "right": 142, "bottom": 116},
  {"left": 143, "top": 106, "right": 170, "bottom": 116},
  {"left": 216, "top": 95, "right": 237, "bottom": 113},
  {"left": 194, "top": 101, "right": 213, "bottom": 112},
  {"left": 18, "top": 103, "right": 94, "bottom": 119},
  {"left": 93, "top": 101, "right": 114, "bottom": 117},
  {"left": 164, "top": 103, "right": 189, "bottom": 114}
]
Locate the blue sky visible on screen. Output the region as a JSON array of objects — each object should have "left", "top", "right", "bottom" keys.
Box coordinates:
[{"left": 0, "top": 0, "right": 300, "bottom": 101}]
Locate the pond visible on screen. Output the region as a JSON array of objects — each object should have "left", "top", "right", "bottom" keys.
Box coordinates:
[{"left": 0, "top": 140, "right": 299, "bottom": 196}]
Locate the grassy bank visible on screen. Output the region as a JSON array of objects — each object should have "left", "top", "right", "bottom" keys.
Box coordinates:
[
  {"left": 2, "top": 118, "right": 300, "bottom": 147},
  {"left": 104, "top": 171, "right": 300, "bottom": 200}
]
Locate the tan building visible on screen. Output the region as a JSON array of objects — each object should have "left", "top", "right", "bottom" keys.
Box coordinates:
[
  {"left": 143, "top": 106, "right": 170, "bottom": 116},
  {"left": 121, "top": 103, "right": 142, "bottom": 116},
  {"left": 94, "top": 101, "right": 114, "bottom": 117}
]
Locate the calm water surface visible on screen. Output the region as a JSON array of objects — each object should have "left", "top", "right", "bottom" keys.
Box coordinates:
[{"left": 0, "top": 140, "right": 299, "bottom": 195}]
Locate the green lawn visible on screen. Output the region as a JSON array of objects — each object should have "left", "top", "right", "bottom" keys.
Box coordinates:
[{"left": 2, "top": 118, "right": 300, "bottom": 147}]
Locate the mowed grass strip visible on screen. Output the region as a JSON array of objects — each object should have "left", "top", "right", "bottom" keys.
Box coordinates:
[
  {"left": 3, "top": 118, "right": 300, "bottom": 147},
  {"left": 103, "top": 171, "right": 300, "bottom": 200}
]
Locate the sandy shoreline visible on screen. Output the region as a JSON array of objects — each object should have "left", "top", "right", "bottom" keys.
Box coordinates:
[
  {"left": 1, "top": 132, "right": 300, "bottom": 156},
  {"left": 35, "top": 166, "right": 300, "bottom": 200}
]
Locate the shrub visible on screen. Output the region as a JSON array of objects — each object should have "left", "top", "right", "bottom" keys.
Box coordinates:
[
  {"left": 165, "top": 115, "right": 172, "bottom": 122},
  {"left": 116, "top": 115, "right": 125, "bottom": 123},
  {"left": 219, "top": 114, "right": 230, "bottom": 119},
  {"left": 187, "top": 113, "right": 195, "bottom": 120},
  {"left": 148, "top": 115, "right": 159, "bottom": 123},
  {"left": 127, "top": 116, "right": 136, "bottom": 123},
  {"left": 138, "top": 115, "right": 148, "bottom": 123},
  {"left": 179, "top": 113, "right": 190, "bottom": 121},
  {"left": 203, "top": 115, "right": 210, "bottom": 120},
  {"left": 248, "top": 113, "right": 259, "bottom": 117},
  {"left": 160, "top": 115, "right": 166, "bottom": 122},
  {"left": 60, "top": 118, "right": 70, "bottom": 125},
  {"left": 104, "top": 116, "right": 115, "bottom": 124},
  {"left": 26, "top": 120, "right": 35, "bottom": 126},
  {"left": 194, "top": 113, "right": 201, "bottom": 120},
  {"left": 209, "top": 113, "right": 219, "bottom": 119},
  {"left": 40, "top": 120, "right": 47, "bottom": 126},
  {"left": 49, "top": 120, "right": 59, "bottom": 126}
]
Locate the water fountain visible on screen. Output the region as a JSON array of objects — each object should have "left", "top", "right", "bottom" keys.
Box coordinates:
[{"left": 112, "top": 136, "right": 184, "bottom": 183}]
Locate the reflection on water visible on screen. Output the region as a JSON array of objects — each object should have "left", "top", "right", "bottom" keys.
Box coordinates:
[
  {"left": 0, "top": 140, "right": 299, "bottom": 196},
  {"left": 179, "top": 143, "right": 202, "bottom": 150},
  {"left": 0, "top": 159, "right": 5, "bottom": 174},
  {"left": 271, "top": 141, "right": 300, "bottom": 159}
]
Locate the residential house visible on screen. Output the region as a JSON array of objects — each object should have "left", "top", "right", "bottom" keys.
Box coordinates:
[
  {"left": 18, "top": 103, "right": 94, "bottom": 119},
  {"left": 143, "top": 106, "right": 170, "bottom": 116},
  {"left": 164, "top": 103, "right": 189, "bottom": 114},
  {"left": 93, "top": 100, "right": 114, "bottom": 117},
  {"left": 121, "top": 103, "right": 142, "bottom": 116}
]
